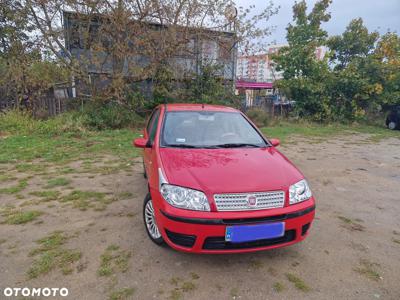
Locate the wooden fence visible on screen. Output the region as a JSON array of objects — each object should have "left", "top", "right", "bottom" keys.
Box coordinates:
[{"left": 0, "top": 84, "right": 72, "bottom": 117}]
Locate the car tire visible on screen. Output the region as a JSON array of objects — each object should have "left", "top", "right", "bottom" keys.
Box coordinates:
[
  {"left": 143, "top": 193, "right": 164, "bottom": 245},
  {"left": 387, "top": 121, "right": 397, "bottom": 130}
]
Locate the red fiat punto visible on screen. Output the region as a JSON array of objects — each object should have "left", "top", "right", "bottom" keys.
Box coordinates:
[{"left": 133, "top": 104, "right": 315, "bottom": 253}]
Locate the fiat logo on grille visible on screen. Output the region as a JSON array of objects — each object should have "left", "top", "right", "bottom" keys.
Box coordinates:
[{"left": 247, "top": 195, "right": 257, "bottom": 207}]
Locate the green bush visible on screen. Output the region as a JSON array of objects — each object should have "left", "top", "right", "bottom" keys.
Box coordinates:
[
  {"left": 0, "top": 102, "right": 143, "bottom": 135},
  {"left": 246, "top": 108, "right": 270, "bottom": 127},
  {"left": 82, "top": 102, "right": 143, "bottom": 130}
]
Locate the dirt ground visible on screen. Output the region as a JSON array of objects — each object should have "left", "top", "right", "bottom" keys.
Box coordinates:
[{"left": 1, "top": 133, "right": 399, "bottom": 300}]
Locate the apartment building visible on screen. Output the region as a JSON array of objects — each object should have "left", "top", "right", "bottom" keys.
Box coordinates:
[{"left": 236, "top": 45, "right": 326, "bottom": 83}]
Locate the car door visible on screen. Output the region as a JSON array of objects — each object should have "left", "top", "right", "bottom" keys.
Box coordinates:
[{"left": 144, "top": 108, "right": 161, "bottom": 180}]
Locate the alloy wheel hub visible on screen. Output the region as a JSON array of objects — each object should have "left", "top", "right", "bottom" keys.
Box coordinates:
[{"left": 145, "top": 199, "right": 161, "bottom": 239}]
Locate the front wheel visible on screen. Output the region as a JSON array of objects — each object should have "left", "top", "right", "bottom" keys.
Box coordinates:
[{"left": 143, "top": 193, "right": 164, "bottom": 245}]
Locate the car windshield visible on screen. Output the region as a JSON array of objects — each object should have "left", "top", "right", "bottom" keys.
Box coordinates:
[{"left": 161, "top": 111, "right": 268, "bottom": 148}]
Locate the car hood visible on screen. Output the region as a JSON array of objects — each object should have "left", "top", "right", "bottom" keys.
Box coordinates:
[{"left": 159, "top": 147, "right": 304, "bottom": 194}]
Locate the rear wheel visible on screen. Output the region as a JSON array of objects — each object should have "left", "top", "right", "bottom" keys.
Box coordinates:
[
  {"left": 143, "top": 193, "right": 164, "bottom": 245},
  {"left": 388, "top": 121, "right": 397, "bottom": 130}
]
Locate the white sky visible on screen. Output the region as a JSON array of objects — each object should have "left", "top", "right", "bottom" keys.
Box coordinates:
[{"left": 234, "top": 0, "right": 400, "bottom": 44}]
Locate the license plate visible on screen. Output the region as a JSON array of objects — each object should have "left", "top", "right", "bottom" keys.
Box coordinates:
[{"left": 225, "top": 222, "right": 285, "bottom": 243}]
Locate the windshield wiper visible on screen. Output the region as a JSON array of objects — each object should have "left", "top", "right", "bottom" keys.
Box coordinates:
[
  {"left": 211, "top": 143, "right": 263, "bottom": 148},
  {"left": 165, "top": 144, "right": 201, "bottom": 148}
]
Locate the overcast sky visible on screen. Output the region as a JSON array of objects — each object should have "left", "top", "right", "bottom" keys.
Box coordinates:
[{"left": 235, "top": 0, "right": 400, "bottom": 45}]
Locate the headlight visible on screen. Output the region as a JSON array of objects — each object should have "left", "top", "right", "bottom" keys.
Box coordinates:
[
  {"left": 160, "top": 184, "right": 210, "bottom": 211},
  {"left": 289, "top": 179, "right": 312, "bottom": 205}
]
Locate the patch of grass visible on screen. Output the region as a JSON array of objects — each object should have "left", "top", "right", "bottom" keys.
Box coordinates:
[
  {"left": 337, "top": 215, "right": 366, "bottom": 231},
  {"left": 27, "top": 231, "right": 81, "bottom": 279},
  {"left": 0, "top": 178, "right": 28, "bottom": 194},
  {"left": 30, "top": 190, "right": 60, "bottom": 201},
  {"left": 0, "top": 174, "right": 17, "bottom": 182},
  {"left": 260, "top": 121, "right": 400, "bottom": 144},
  {"left": 45, "top": 177, "right": 71, "bottom": 188},
  {"left": 29, "top": 231, "right": 66, "bottom": 256},
  {"left": 169, "top": 289, "right": 182, "bottom": 300},
  {"left": 181, "top": 281, "right": 196, "bottom": 292},
  {"left": 273, "top": 282, "right": 285, "bottom": 292},
  {"left": 354, "top": 259, "right": 381, "bottom": 281},
  {"left": 58, "top": 167, "right": 76, "bottom": 174},
  {"left": 338, "top": 216, "right": 352, "bottom": 223},
  {"left": 0, "top": 238, "right": 7, "bottom": 245},
  {"left": 168, "top": 277, "right": 197, "bottom": 298},
  {"left": 117, "top": 192, "right": 133, "bottom": 200},
  {"left": 392, "top": 238, "right": 400, "bottom": 245},
  {"left": 98, "top": 245, "right": 131, "bottom": 277},
  {"left": 0, "top": 205, "right": 15, "bottom": 214},
  {"left": 285, "top": 273, "right": 311, "bottom": 292},
  {"left": 79, "top": 159, "right": 134, "bottom": 175},
  {"left": 109, "top": 288, "right": 135, "bottom": 300},
  {"left": 15, "top": 163, "right": 47, "bottom": 173},
  {"left": 2, "top": 210, "right": 42, "bottom": 225},
  {"left": 61, "top": 190, "right": 113, "bottom": 211},
  {"left": 21, "top": 190, "right": 61, "bottom": 207},
  {"left": 170, "top": 277, "right": 181, "bottom": 286},
  {"left": 0, "top": 124, "right": 141, "bottom": 165}
]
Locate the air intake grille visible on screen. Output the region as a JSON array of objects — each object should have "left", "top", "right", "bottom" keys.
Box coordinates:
[
  {"left": 214, "top": 191, "right": 285, "bottom": 211},
  {"left": 165, "top": 230, "right": 196, "bottom": 248}
]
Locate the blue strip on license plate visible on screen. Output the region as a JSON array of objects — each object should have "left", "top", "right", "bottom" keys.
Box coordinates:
[{"left": 225, "top": 222, "right": 285, "bottom": 243}]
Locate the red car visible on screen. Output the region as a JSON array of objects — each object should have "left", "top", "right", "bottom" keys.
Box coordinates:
[{"left": 133, "top": 104, "right": 315, "bottom": 253}]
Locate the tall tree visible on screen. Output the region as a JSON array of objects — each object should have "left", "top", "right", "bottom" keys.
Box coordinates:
[
  {"left": 327, "top": 18, "right": 379, "bottom": 70},
  {"left": 0, "top": 0, "right": 33, "bottom": 57},
  {"left": 371, "top": 32, "right": 400, "bottom": 107},
  {"left": 326, "top": 19, "right": 381, "bottom": 119},
  {"left": 272, "top": 0, "right": 333, "bottom": 121}
]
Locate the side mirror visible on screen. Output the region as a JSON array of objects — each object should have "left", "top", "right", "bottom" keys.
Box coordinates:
[
  {"left": 270, "top": 138, "right": 280, "bottom": 147},
  {"left": 133, "top": 138, "right": 149, "bottom": 148}
]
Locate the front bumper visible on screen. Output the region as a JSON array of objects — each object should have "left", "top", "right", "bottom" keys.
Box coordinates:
[{"left": 152, "top": 189, "right": 315, "bottom": 254}]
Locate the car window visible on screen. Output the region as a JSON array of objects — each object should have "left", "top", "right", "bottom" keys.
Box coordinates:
[
  {"left": 161, "top": 111, "right": 267, "bottom": 148},
  {"left": 146, "top": 109, "right": 158, "bottom": 134},
  {"left": 148, "top": 109, "right": 160, "bottom": 145}
]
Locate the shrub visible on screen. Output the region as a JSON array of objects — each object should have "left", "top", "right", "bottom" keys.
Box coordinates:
[
  {"left": 246, "top": 108, "right": 270, "bottom": 127},
  {"left": 82, "top": 102, "right": 143, "bottom": 130},
  {"left": 0, "top": 110, "right": 88, "bottom": 136},
  {"left": 0, "top": 102, "right": 143, "bottom": 134}
]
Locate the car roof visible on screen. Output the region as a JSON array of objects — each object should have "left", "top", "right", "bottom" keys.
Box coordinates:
[{"left": 162, "top": 103, "right": 240, "bottom": 113}]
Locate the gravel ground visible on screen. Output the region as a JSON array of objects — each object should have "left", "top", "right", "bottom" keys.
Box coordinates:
[{"left": 0, "top": 133, "right": 399, "bottom": 300}]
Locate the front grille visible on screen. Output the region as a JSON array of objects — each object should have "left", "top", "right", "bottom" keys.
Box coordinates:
[
  {"left": 165, "top": 230, "right": 196, "bottom": 248},
  {"left": 203, "top": 230, "right": 296, "bottom": 250},
  {"left": 214, "top": 191, "right": 285, "bottom": 211}
]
